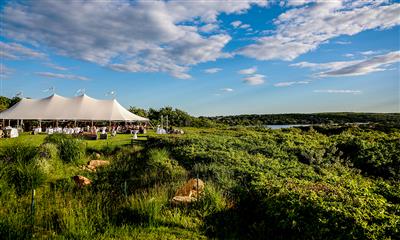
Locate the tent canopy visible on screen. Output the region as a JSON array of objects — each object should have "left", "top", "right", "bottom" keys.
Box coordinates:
[{"left": 0, "top": 94, "right": 149, "bottom": 121}]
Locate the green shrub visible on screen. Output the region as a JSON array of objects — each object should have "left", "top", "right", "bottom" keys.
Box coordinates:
[
  {"left": 5, "top": 160, "right": 46, "bottom": 195},
  {"left": 45, "top": 134, "right": 85, "bottom": 164},
  {"left": 145, "top": 148, "right": 187, "bottom": 183},
  {"left": 38, "top": 142, "right": 59, "bottom": 160},
  {"left": 192, "top": 183, "right": 229, "bottom": 218},
  {"left": 0, "top": 140, "right": 37, "bottom": 163},
  {"left": 336, "top": 130, "right": 400, "bottom": 179}
]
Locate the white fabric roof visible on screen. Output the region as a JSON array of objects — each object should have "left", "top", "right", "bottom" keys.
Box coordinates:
[{"left": 0, "top": 94, "right": 149, "bottom": 121}]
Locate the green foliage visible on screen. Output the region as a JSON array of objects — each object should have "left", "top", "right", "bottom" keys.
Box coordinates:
[
  {"left": 4, "top": 160, "right": 46, "bottom": 195},
  {"left": 0, "top": 140, "right": 38, "bottom": 163},
  {"left": 44, "top": 134, "right": 85, "bottom": 164},
  {"left": 208, "top": 112, "right": 400, "bottom": 126},
  {"left": 0, "top": 127, "right": 399, "bottom": 239},
  {"left": 94, "top": 147, "right": 186, "bottom": 194},
  {"left": 147, "top": 127, "right": 400, "bottom": 239},
  {"left": 335, "top": 130, "right": 400, "bottom": 179},
  {"left": 0, "top": 96, "right": 21, "bottom": 112},
  {"left": 128, "top": 106, "right": 149, "bottom": 118},
  {"left": 129, "top": 106, "right": 218, "bottom": 127}
]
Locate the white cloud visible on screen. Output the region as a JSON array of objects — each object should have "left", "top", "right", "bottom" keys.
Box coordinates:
[
  {"left": 274, "top": 81, "right": 309, "bottom": 87},
  {"left": 239, "top": 24, "right": 251, "bottom": 29},
  {"left": 0, "top": 41, "right": 46, "bottom": 60},
  {"left": 36, "top": 72, "right": 90, "bottom": 81},
  {"left": 243, "top": 74, "right": 265, "bottom": 85},
  {"left": 285, "top": 0, "right": 315, "bottom": 7},
  {"left": 231, "top": 20, "right": 251, "bottom": 29},
  {"left": 0, "top": 63, "right": 13, "bottom": 77},
  {"left": 360, "top": 50, "right": 381, "bottom": 56},
  {"left": 313, "top": 89, "right": 361, "bottom": 94},
  {"left": 335, "top": 41, "right": 351, "bottom": 45},
  {"left": 291, "top": 51, "right": 400, "bottom": 77},
  {"left": 199, "top": 23, "right": 218, "bottom": 32},
  {"left": 204, "top": 68, "right": 222, "bottom": 73},
  {"left": 238, "top": 1, "right": 400, "bottom": 61},
  {"left": 1, "top": 0, "right": 267, "bottom": 79},
  {"left": 238, "top": 66, "right": 257, "bottom": 75},
  {"left": 238, "top": 66, "right": 265, "bottom": 85},
  {"left": 44, "top": 63, "right": 68, "bottom": 71},
  {"left": 221, "top": 88, "right": 234, "bottom": 92},
  {"left": 343, "top": 53, "right": 354, "bottom": 58},
  {"left": 231, "top": 21, "right": 242, "bottom": 28}
]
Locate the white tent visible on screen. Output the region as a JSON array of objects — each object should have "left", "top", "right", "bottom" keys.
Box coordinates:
[{"left": 0, "top": 94, "right": 148, "bottom": 121}]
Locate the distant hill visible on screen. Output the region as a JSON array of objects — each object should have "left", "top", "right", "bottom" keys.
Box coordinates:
[{"left": 205, "top": 112, "right": 400, "bottom": 126}]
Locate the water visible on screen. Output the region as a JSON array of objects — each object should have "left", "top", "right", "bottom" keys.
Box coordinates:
[{"left": 265, "top": 124, "right": 311, "bottom": 129}]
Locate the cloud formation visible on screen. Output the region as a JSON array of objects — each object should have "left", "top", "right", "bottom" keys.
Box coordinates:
[
  {"left": 238, "top": 66, "right": 265, "bottom": 85},
  {"left": 238, "top": 1, "right": 400, "bottom": 61},
  {"left": 1, "top": 0, "right": 398, "bottom": 79},
  {"left": 231, "top": 21, "right": 242, "bottom": 28},
  {"left": 0, "top": 42, "right": 46, "bottom": 60},
  {"left": 238, "top": 66, "right": 257, "bottom": 75},
  {"left": 0, "top": 63, "right": 13, "bottom": 77},
  {"left": 36, "top": 72, "right": 90, "bottom": 81},
  {"left": 1, "top": 0, "right": 267, "bottom": 79},
  {"left": 45, "top": 63, "right": 68, "bottom": 71},
  {"left": 292, "top": 51, "right": 400, "bottom": 77},
  {"left": 243, "top": 74, "right": 265, "bottom": 85},
  {"left": 204, "top": 68, "right": 222, "bottom": 74},
  {"left": 313, "top": 89, "right": 361, "bottom": 94},
  {"left": 221, "top": 88, "right": 234, "bottom": 92},
  {"left": 274, "top": 81, "right": 309, "bottom": 87}
]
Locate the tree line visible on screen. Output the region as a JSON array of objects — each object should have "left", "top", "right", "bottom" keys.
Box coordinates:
[
  {"left": 0, "top": 96, "right": 21, "bottom": 112},
  {"left": 2, "top": 96, "right": 399, "bottom": 127}
]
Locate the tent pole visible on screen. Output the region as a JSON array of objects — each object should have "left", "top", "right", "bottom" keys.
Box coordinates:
[
  {"left": 91, "top": 121, "right": 93, "bottom": 127},
  {"left": 39, "top": 120, "right": 42, "bottom": 129},
  {"left": 74, "top": 120, "right": 77, "bottom": 127},
  {"left": 8, "top": 119, "right": 10, "bottom": 126},
  {"left": 56, "top": 120, "right": 58, "bottom": 128}
]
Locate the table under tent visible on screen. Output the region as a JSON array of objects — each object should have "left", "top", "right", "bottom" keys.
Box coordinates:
[{"left": 0, "top": 94, "right": 149, "bottom": 139}]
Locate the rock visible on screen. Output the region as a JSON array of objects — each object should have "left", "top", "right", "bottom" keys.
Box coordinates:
[
  {"left": 95, "top": 153, "right": 101, "bottom": 159},
  {"left": 73, "top": 175, "right": 92, "bottom": 187},
  {"left": 172, "top": 178, "right": 204, "bottom": 205},
  {"left": 171, "top": 196, "right": 196, "bottom": 205},
  {"left": 87, "top": 160, "right": 110, "bottom": 171}
]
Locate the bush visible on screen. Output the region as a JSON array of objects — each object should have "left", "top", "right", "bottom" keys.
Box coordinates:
[
  {"left": 145, "top": 148, "right": 187, "bottom": 183},
  {"left": 45, "top": 134, "right": 85, "bottom": 164},
  {"left": 5, "top": 160, "right": 46, "bottom": 195},
  {"left": 0, "top": 141, "right": 37, "bottom": 163},
  {"left": 336, "top": 130, "right": 400, "bottom": 179},
  {"left": 38, "top": 142, "right": 59, "bottom": 160}
]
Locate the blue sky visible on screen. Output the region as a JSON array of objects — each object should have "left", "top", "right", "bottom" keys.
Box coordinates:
[{"left": 0, "top": 0, "right": 399, "bottom": 116}]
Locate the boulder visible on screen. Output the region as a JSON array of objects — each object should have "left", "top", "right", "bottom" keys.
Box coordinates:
[
  {"left": 172, "top": 178, "right": 204, "bottom": 205},
  {"left": 73, "top": 175, "right": 92, "bottom": 187},
  {"left": 172, "top": 196, "right": 195, "bottom": 205},
  {"left": 87, "top": 160, "right": 110, "bottom": 171}
]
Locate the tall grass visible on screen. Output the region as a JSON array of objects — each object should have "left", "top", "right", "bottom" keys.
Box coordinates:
[{"left": 44, "top": 134, "right": 85, "bottom": 164}]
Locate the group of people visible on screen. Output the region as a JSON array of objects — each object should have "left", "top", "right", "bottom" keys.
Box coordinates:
[
  {"left": 31, "top": 123, "right": 149, "bottom": 136},
  {"left": 156, "top": 126, "right": 184, "bottom": 135}
]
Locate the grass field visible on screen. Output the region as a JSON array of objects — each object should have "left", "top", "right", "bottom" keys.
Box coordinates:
[
  {"left": 1, "top": 126, "right": 399, "bottom": 239},
  {"left": 0, "top": 132, "right": 148, "bottom": 149}
]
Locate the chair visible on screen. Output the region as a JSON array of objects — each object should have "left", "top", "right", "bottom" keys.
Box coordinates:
[{"left": 100, "top": 133, "right": 108, "bottom": 140}]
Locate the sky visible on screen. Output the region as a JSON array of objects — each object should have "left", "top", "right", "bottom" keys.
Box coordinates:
[{"left": 0, "top": 0, "right": 399, "bottom": 116}]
